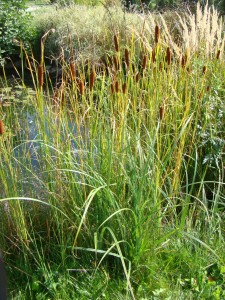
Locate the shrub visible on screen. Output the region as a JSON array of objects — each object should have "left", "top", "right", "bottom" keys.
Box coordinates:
[{"left": 0, "top": 0, "right": 34, "bottom": 64}]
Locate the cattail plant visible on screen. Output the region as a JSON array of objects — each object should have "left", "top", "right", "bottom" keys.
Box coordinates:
[
  {"left": 216, "top": 50, "right": 220, "bottom": 59},
  {"left": 142, "top": 55, "right": 147, "bottom": 70},
  {"left": 0, "top": 120, "right": 4, "bottom": 135},
  {"left": 151, "top": 49, "right": 156, "bottom": 63},
  {"left": 70, "top": 62, "right": 76, "bottom": 81},
  {"left": 78, "top": 80, "right": 85, "bottom": 95},
  {"left": 111, "top": 83, "right": 115, "bottom": 94},
  {"left": 113, "top": 55, "right": 119, "bottom": 71},
  {"left": 125, "top": 48, "right": 130, "bottom": 68},
  {"left": 155, "top": 25, "right": 160, "bottom": 44},
  {"left": 202, "top": 66, "right": 207, "bottom": 75},
  {"left": 90, "top": 68, "right": 96, "bottom": 92},
  {"left": 181, "top": 54, "right": 187, "bottom": 68},
  {"left": 114, "top": 34, "right": 119, "bottom": 52},
  {"left": 115, "top": 81, "right": 119, "bottom": 93},
  {"left": 166, "top": 47, "right": 171, "bottom": 65},
  {"left": 159, "top": 105, "right": 164, "bottom": 121},
  {"left": 135, "top": 72, "right": 139, "bottom": 83},
  {"left": 38, "top": 64, "right": 44, "bottom": 88},
  {"left": 122, "top": 83, "right": 127, "bottom": 94}
]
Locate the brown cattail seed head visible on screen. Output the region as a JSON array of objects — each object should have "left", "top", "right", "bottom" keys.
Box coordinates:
[
  {"left": 115, "top": 81, "right": 119, "bottom": 93},
  {"left": 166, "top": 47, "right": 171, "bottom": 65},
  {"left": 38, "top": 64, "right": 44, "bottom": 88},
  {"left": 135, "top": 72, "right": 139, "bottom": 83},
  {"left": 216, "top": 50, "right": 220, "bottom": 59},
  {"left": 151, "top": 49, "right": 156, "bottom": 63},
  {"left": 0, "top": 120, "right": 4, "bottom": 135},
  {"left": 78, "top": 80, "right": 84, "bottom": 95},
  {"left": 155, "top": 25, "right": 160, "bottom": 44},
  {"left": 159, "top": 105, "right": 164, "bottom": 121},
  {"left": 122, "top": 83, "right": 127, "bottom": 94},
  {"left": 202, "top": 66, "right": 207, "bottom": 75},
  {"left": 181, "top": 54, "right": 187, "bottom": 68},
  {"left": 125, "top": 48, "right": 130, "bottom": 68},
  {"left": 113, "top": 55, "right": 119, "bottom": 71},
  {"left": 70, "top": 62, "right": 76, "bottom": 81},
  {"left": 114, "top": 34, "right": 119, "bottom": 52},
  {"left": 142, "top": 55, "right": 147, "bottom": 70},
  {"left": 90, "top": 69, "right": 96, "bottom": 91},
  {"left": 111, "top": 83, "right": 115, "bottom": 94}
]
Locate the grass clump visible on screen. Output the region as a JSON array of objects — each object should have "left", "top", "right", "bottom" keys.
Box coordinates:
[{"left": 0, "top": 2, "right": 225, "bottom": 299}]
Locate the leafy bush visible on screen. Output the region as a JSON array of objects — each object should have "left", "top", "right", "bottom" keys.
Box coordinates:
[{"left": 0, "top": 0, "right": 34, "bottom": 64}]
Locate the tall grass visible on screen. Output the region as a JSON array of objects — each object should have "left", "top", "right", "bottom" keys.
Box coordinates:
[{"left": 0, "top": 2, "right": 224, "bottom": 299}]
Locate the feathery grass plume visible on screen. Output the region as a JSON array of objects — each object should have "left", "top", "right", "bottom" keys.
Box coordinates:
[
  {"left": 114, "top": 34, "right": 119, "bottom": 52},
  {"left": 159, "top": 105, "right": 164, "bottom": 120},
  {"left": 70, "top": 62, "right": 76, "bottom": 81},
  {"left": 216, "top": 50, "right": 220, "bottom": 59},
  {"left": 155, "top": 25, "right": 160, "bottom": 44},
  {"left": 166, "top": 47, "right": 171, "bottom": 65},
  {"left": 142, "top": 55, "right": 147, "bottom": 70},
  {"left": 38, "top": 64, "right": 44, "bottom": 88},
  {"left": 125, "top": 48, "right": 129, "bottom": 68},
  {"left": 90, "top": 68, "right": 96, "bottom": 92},
  {"left": 115, "top": 81, "right": 119, "bottom": 93},
  {"left": 135, "top": 72, "right": 139, "bottom": 83},
  {"left": 0, "top": 120, "right": 4, "bottom": 135},
  {"left": 113, "top": 55, "right": 119, "bottom": 71},
  {"left": 122, "top": 83, "right": 127, "bottom": 94},
  {"left": 78, "top": 80, "right": 85, "bottom": 95},
  {"left": 202, "top": 66, "right": 207, "bottom": 74}
]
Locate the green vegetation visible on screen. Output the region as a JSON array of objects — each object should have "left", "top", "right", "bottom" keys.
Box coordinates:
[{"left": 0, "top": 2, "right": 224, "bottom": 299}]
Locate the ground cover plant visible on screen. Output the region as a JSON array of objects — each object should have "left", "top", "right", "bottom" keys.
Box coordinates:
[{"left": 0, "top": 2, "right": 225, "bottom": 299}]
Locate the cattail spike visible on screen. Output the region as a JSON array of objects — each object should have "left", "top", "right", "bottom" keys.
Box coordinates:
[
  {"left": 38, "top": 64, "right": 44, "bottom": 88},
  {"left": 125, "top": 48, "right": 130, "bottom": 68},
  {"left": 90, "top": 69, "right": 96, "bottom": 92},
  {"left": 113, "top": 55, "right": 119, "bottom": 71},
  {"left": 166, "top": 47, "right": 171, "bottom": 65},
  {"left": 135, "top": 72, "right": 139, "bottom": 83},
  {"left": 0, "top": 120, "right": 4, "bottom": 135},
  {"left": 122, "top": 83, "right": 127, "bottom": 94},
  {"left": 142, "top": 55, "right": 147, "bottom": 70},
  {"left": 216, "top": 50, "right": 220, "bottom": 59},
  {"left": 70, "top": 62, "right": 76, "bottom": 81},
  {"left": 78, "top": 80, "right": 84, "bottom": 95},
  {"left": 155, "top": 25, "right": 160, "bottom": 44},
  {"left": 115, "top": 81, "right": 119, "bottom": 93},
  {"left": 202, "top": 66, "right": 207, "bottom": 75},
  {"left": 159, "top": 105, "right": 164, "bottom": 121},
  {"left": 114, "top": 34, "right": 119, "bottom": 52},
  {"left": 151, "top": 49, "right": 156, "bottom": 63}
]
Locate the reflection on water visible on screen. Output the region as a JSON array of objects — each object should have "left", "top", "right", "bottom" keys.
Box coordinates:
[{"left": 0, "top": 83, "right": 86, "bottom": 200}]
